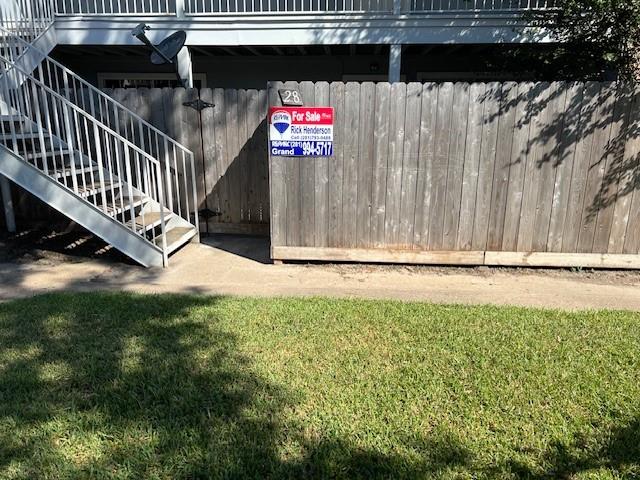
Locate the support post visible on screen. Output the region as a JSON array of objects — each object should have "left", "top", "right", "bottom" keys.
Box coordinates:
[
  {"left": 177, "top": 46, "right": 193, "bottom": 88},
  {"left": 389, "top": 45, "right": 402, "bottom": 83},
  {"left": 0, "top": 175, "right": 16, "bottom": 233},
  {"left": 176, "top": 0, "right": 185, "bottom": 18}
]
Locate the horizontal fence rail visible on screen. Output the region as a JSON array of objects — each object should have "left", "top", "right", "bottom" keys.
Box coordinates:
[{"left": 269, "top": 81, "right": 640, "bottom": 267}]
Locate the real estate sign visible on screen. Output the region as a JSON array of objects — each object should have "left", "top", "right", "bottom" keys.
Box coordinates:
[{"left": 269, "top": 107, "right": 334, "bottom": 157}]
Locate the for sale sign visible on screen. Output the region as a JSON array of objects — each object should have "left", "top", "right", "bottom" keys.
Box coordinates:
[{"left": 269, "top": 107, "right": 334, "bottom": 157}]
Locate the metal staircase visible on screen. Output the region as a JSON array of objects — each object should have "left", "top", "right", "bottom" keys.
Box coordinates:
[{"left": 0, "top": 1, "right": 198, "bottom": 267}]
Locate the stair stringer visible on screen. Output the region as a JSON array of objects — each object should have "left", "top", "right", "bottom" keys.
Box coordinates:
[{"left": 0, "top": 144, "right": 165, "bottom": 267}]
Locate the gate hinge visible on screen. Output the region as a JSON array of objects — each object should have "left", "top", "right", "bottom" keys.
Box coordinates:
[{"left": 183, "top": 99, "right": 214, "bottom": 111}]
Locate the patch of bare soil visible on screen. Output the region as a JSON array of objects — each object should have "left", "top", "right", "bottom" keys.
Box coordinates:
[
  {"left": 312, "top": 260, "right": 640, "bottom": 287},
  {"left": 0, "top": 221, "right": 133, "bottom": 266}
]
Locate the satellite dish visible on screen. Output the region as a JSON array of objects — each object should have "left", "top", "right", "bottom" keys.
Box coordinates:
[
  {"left": 151, "top": 31, "right": 187, "bottom": 65},
  {"left": 131, "top": 23, "right": 187, "bottom": 65}
]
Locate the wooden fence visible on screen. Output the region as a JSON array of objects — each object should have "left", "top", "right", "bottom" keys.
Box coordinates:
[
  {"left": 107, "top": 87, "right": 270, "bottom": 236},
  {"left": 269, "top": 81, "right": 640, "bottom": 268},
  {"left": 4, "top": 87, "right": 271, "bottom": 235}
]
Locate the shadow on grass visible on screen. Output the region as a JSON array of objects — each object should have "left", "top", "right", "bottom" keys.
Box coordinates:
[
  {"left": 0, "top": 293, "right": 638, "bottom": 479},
  {"left": 0, "top": 293, "right": 471, "bottom": 479}
]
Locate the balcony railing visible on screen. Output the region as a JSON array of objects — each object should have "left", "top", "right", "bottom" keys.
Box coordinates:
[{"left": 53, "top": 0, "right": 554, "bottom": 15}]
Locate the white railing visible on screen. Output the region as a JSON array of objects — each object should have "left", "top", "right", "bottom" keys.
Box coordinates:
[
  {"left": 0, "top": 0, "right": 54, "bottom": 42},
  {"left": 185, "top": 0, "right": 393, "bottom": 14},
  {"left": 0, "top": 52, "right": 169, "bottom": 248},
  {"left": 0, "top": 26, "right": 199, "bottom": 234},
  {"left": 53, "top": 0, "right": 553, "bottom": 14},
  {"left": 54, "top": 0, "right": 176, "bottom": 15}
]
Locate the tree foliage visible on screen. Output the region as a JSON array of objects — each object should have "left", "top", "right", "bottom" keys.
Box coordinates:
[{"left": 535, "top": 0, "right": 640, "bottom": 81}]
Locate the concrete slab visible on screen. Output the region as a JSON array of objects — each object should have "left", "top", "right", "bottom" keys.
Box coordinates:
[{"left": 2, "top": 235, "right": 640, "bottom": 311}]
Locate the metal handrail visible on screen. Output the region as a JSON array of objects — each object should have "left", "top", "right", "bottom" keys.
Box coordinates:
[
  {"left": 0, "top": 25, "right": 198, "bottom": 235},
  {"left": 0, "top": 54, "right": 168, "bottom": 248}
]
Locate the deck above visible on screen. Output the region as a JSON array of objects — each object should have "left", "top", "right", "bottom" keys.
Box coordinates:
[{"left": 52, "top": 0, "right": 555, "bottom": 45}]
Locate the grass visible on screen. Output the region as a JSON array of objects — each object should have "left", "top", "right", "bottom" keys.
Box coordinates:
[{"left": 0, "top": 293, "right": 639, "bottom": 479}]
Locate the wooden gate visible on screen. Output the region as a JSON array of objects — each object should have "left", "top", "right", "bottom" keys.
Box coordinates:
[{"left": 107, "top": 87, "right": 270, "bottom": 236}]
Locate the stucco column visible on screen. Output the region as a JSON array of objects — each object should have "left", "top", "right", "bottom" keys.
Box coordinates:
[{"left": 389, "top": 45, "right": 402, "bottom": 83}]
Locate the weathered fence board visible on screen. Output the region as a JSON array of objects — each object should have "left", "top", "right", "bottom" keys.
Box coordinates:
[{"left": 269, "top": 81, "right": 640, "bottom": 268}]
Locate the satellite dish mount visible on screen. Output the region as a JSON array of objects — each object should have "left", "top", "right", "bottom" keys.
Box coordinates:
[{"left": 131, "top": 23, "right": 188, "bottom": 85}]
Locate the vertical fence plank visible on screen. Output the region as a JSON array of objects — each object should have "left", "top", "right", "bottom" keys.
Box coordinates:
[
  {"left": 441, "top": 83, "right": 469, "bottom": 250},
  {"left": 268, "top": 81, "right": 287, "bottom": 248},
  {"left": 592, "top": 83, "right": 633, "bottom": 253},
  {"left": 384, "top": 82, "right": 407, "bottom": 246},
  {"left": 616, "top": 87, "right": 640, "bottom": 254},
  {"left": 532, "top": 82, "right": 566, "bottom": 252},
  {"left": 562, "top": 82, "right": 601, "bottom": 253},
  {"left": 224, "top": 88, "right": 243, "bottom": 225},
  {"left": 577, "top": 82, "right": 617, "bottom": 253},
  {"left": 486, "top": 82, "right": 517, "bottom": 251},
  {"left": 457, "top": 82, "right": 485, "bottom": 250},
  {"left": 328, "top": 81, "right": 345, "bottom": 247},
  {"left": 370, "top": 82, "right": 391, "bottom": 248},
  {"left": 342, "top": 82, "right": 360, "bottom": 248},
  {"left": 547, "top": 82, "right": 584, "bottom": 252},
  {"left": 299, "top": 81, "right": 316, "bottom": 247},
  {"left": 472, "top": 82, "right": 500, "bottom": 251},
  {"left": 428, "top": 82, "right": 453, "bottom": 250},
  {"left": 399, "top": 82, "right": 422, "bottom": 248},
  {"left": 356, "top": 82, "right": 376, "bottom": 248},
  {"left": 414, "top": 83, "right": 438, "bottom": 249},
  {"left": 502, "top": 83, "right": 533, "bottom": 252},
  {"left": 517, "top": 82, "right": 550, "bottom": 252},
  {"left": 314, "top": 82, "right": 331, "bottom": 247},
  {"left": 200, "top": 87, "right": 220, "bottom": 231}
]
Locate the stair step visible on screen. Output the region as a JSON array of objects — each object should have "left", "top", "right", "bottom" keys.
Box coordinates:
[
  {"left": 155, "top": 226, "right": 196, "bottom": 254},
  {"left": 104, "top": 194, "right": 148, "bottom": 217},
  {"left": 54, "top": 166, "right": 101, "bottom": 179},
  {"left": 23, "top": 149, "right": 74, "bottom": 161},
  {"left": 0, "top": 132, "right": 50, "bottom": 141},
  {"left": 127, "top": 211, "right": 173, "bottom": 233},
  {"left": 77, "top": 181, "right": 119, "bottom": 198}
]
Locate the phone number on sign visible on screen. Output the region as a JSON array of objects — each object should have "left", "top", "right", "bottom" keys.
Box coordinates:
[{"left": 302, "top": 141, "right": 333, "bottom": 156}]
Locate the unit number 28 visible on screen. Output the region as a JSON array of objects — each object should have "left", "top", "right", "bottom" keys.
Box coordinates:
[{"left": 279, "top": 89, "right": 304, "bottom": 106}]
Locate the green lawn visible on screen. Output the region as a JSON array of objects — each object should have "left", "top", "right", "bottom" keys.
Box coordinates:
[{"left": 0, "top": 293, "right": 639, "bottom": 479}]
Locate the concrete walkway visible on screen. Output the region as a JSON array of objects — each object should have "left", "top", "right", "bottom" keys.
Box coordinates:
[{"left": 2, "top": 235, "right": 640, "bottom": 311}]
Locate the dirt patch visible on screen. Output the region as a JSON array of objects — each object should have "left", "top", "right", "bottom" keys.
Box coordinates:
[
  {"left": 310, "top": 259, "right": 640, "bottom": 287},
  {"left": 0, "top": 221, "right": 133, "bottom": 266}
]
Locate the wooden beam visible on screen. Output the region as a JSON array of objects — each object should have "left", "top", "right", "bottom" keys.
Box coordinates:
[
  {"left": 219, "top": 47, "right": 239, "bottom": 56},
  {"left": 271, "top": 247, "right": 640, "bottom": 270},
  {"left": 192, "top": 46, "right": 213, "bottom": 57},
  {"left": 272, "top": 246, "right": 486, "bottom": 265},
  {"left": 421, "top": 45, "right": 436, "bottom": 55},
  {"left": 484, "top": 252, "right": 640, "bottom": 269}
]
